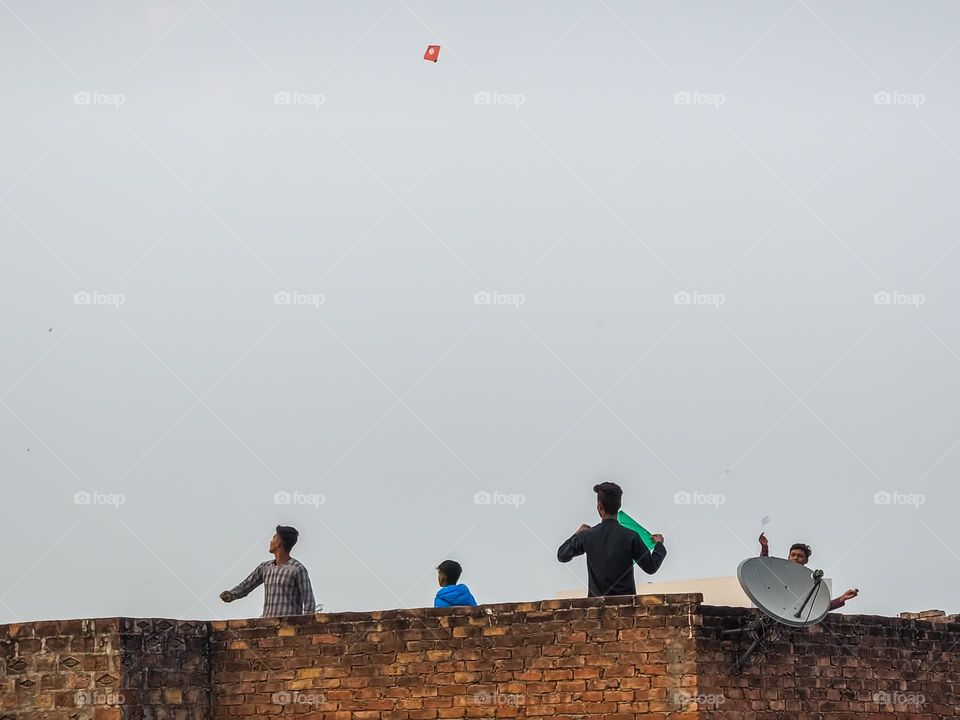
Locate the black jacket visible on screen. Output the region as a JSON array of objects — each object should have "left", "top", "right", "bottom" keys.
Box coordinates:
[{"left": 557, "top": 516, "right": 667, "bottom": 597}]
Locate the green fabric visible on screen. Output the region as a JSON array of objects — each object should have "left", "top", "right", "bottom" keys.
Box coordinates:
[{"left": 617, "top": 509, "right": 655, "bottom": 551}]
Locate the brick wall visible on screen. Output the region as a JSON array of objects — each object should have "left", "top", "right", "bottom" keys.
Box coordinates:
[
  {"left": 210, "top": 594, "right": 701, "bottom": 720},
  {"left": 0, "top": 619, "right": 121, "bottom": 720},
  {"left": 117, "top": 618, "right": 209, "bottom": 720},
  {"left": 0, "top": 618, "right": 209, "bottom": 720},
  {"left": 1, "top": 595, "right": 957, "bottom": 720},
  {"left": 698, "top": 605, "right": 960, "bottom": 718}
]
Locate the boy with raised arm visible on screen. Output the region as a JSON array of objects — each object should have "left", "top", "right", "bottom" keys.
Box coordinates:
[
  {"left": 758, "top": 532, "right": 858, "bottom": 610},
  {"left": 558, "top": 482, "right": 666, "bottom": 596}
]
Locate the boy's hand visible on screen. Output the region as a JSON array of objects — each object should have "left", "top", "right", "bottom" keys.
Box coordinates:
[
  {"left": 220, "top": 590, "right": 234, "bottom": 603},
  {"left": 651, "top": 534, "right": 664, "bottom": 544},
  {"left": 839, "top": 588, "right": 859, "bottom": 602},
  {"left": 758, "top": 532, "right": 768, "bottom": 547}
]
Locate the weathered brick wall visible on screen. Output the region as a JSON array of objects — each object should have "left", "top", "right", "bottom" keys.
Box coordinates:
[
  {"left": 0, "top": 618, "right": 209, "bottom": 720},
  {"left": 118, "top": 618, "right": 209, "bottom": 720},
  {"left": 2, "top": 596, "right": 958, "bottom": 720},
  {"left": 698, "top": 605, "right": 960, "bottom": 718},
  {"left": 210, "top": 594, "right": 702, "bottom": 719},
  {"left": 0, "top": 619, "right": 121, "bottom": 720}
]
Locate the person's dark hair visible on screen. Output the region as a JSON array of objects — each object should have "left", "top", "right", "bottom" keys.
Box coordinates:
[
  {"left": 437, "top": 559, "right": 462, "bottom": 585},
  {"left": 593, "top": 482, "right": 623, "bottom": 514},
  {"left": 276, "top": 525, "right": 299, "bottom": 552},
  {"left": 789, "top": 542, "right": 811, "bottom": 560}
]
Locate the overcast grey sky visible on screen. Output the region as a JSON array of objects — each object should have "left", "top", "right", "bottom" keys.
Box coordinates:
[{"left": 2, "top": 1, "right": 959, "bottom": 624}]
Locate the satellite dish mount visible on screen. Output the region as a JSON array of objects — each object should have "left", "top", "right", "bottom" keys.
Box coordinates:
[{"left": 721, "top": 557, "right": 831, "bottom": 674}]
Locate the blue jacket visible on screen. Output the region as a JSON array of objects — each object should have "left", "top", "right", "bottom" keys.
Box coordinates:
[{"left": 434, "top": 583, "right": 477, "bottom": 607}]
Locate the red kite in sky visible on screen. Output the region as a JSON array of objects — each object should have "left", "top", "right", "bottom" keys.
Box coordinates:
[{"left": 424, "top": 45, "right": 440, "bottom": 62}]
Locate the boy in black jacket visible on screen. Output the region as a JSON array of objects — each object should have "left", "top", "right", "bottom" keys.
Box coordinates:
[{"left": 557, "top": 482, "right": 667, "bottom": 597}]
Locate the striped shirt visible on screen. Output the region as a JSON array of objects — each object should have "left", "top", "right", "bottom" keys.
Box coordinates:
[{"left": 229, "top": 558, "right": 316, "bottom": 617}]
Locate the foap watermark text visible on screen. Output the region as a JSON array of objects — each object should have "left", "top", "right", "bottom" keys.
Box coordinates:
[
  {"left": 474, "top": 490, "right": 525, "bottom": 508},
  {"left": 874, "top": 491, "right": 925, "bottom": 508},
  {"left": 474, "top": 290, "right": 525, "bottom": 308},
  {"left": 874, "top": 291, "right": 925, "bottom": 308},
  {"left": 674, "top": 290, "right": 725, "bottom": 308},
  {"left": 674, "top": 90, "right": 725, "bottom": 108},
  {"left": 274, "top": 290, "right": 325, "bottom": 308},
  {"left": 674, "top": 490, "right": 725, "bottom": 508},
  {"left": 874, "top": 91, "right": 925, "bottom": 108},
  {"left": 474, "top": 91, "right": 526, "bottom": 108},
  {"left": 74, "top": 491, "right": 126, "bottom": 508},
  {"left": 74, "top": 91, "right": 126, "bottom": 108},
  {"left": 274, "top": 491, "right": 326, "bottom": 508},
  {"left": 74, "top": 291, "right": 125, "bottom": 308},
  {"left": 274, "top": 91, "right": 325, "bottom": 108}
]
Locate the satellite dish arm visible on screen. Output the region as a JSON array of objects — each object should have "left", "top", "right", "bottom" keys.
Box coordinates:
[{"left": 793, "top": 569, "right": 825, "bottom": 620}]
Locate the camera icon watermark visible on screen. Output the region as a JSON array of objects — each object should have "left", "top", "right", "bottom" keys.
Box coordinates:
[
  {"left": 473, "top": 90, "right": 526, "bottom": 108},
  {"left": 274, "top": 290, "right": 325, "bottom": 308},
  {"left": 274, "top": 91, "right": 326, "bottom": 109},
  {"left": 473, "top": 490, "right": 526, "bottom": 508},
  {"left": 674, "top": 290, "right": 725, "bottom": 309},
  {"left": 873, "top": 490, "right": 925, "bottom": 508},
  {"left": 74, "top": 91, "right": 126, "bottom": 108},
  {"left": 273, "top": 490, "right": 325, "bottom": 508},
  {"left": 74, "top": 290, "right": 126, "bottom": 308},
  {"left": 873, "top": 290, "right": 925, "bottom": 308},
  {"left": 473, "top": 290, "right": 525, "bottom": 308},
  {"left": 674, "top": 90, "right": 726, "bottom": 108},
  {"left": 674, "top": 490, "right": 725, "bottom": 508},
  {"left": 873, "top": 90, "right": 925, "bottom": 109}
]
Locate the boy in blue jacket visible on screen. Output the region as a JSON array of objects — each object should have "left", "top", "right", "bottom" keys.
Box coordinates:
[{"left": 434, "top": 559, "right": 478, "bottom": 607}]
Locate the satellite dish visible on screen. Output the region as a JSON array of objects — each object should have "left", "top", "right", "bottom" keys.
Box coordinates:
[
  {"left": 721, "top": 557, "right": 833, "bottom": 673},
  {"left": 737, "top": 557, "right": 831, "bottom": 627}
]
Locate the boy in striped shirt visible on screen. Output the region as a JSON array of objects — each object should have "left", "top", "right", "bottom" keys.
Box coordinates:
[{"left": 221, "top": 525, "right": 316, "bottom": 617}]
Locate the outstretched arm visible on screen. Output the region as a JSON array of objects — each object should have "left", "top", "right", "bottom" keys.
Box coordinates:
[
  {"left": 221, "top": 563, "right": 264, "bottom": 602},
  {"left": 829, "top": 588, "right": 859, "bottom": 611}
]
